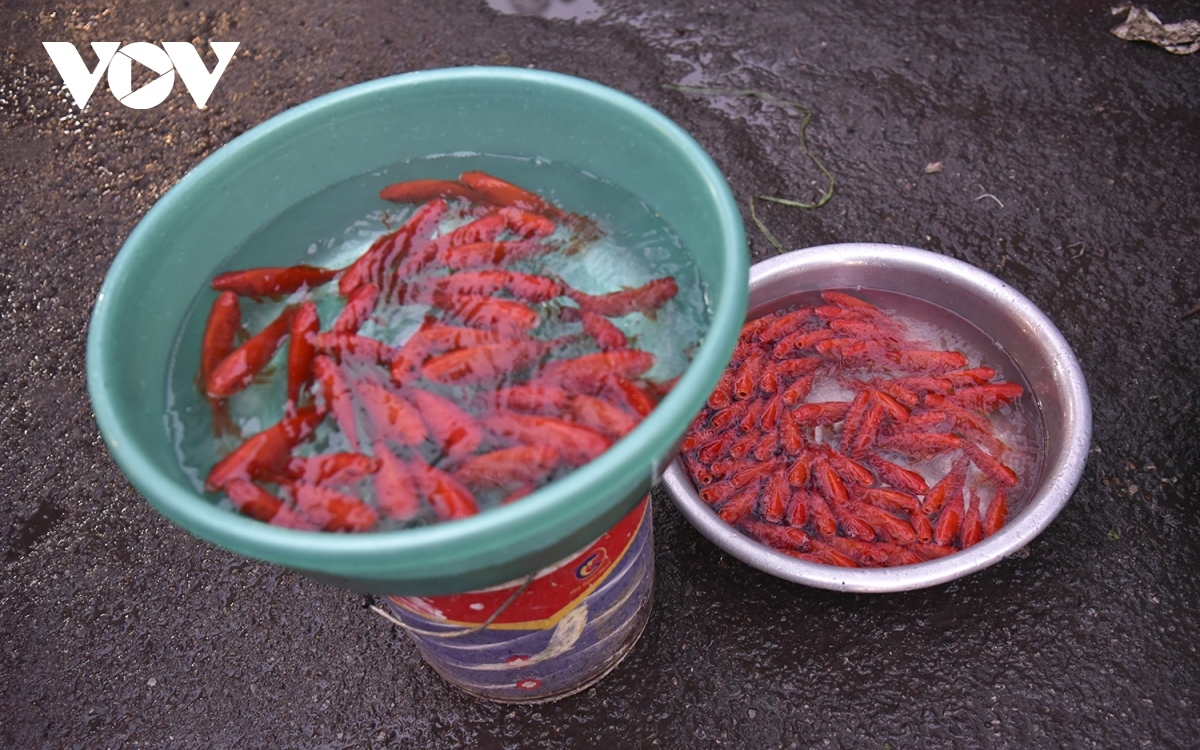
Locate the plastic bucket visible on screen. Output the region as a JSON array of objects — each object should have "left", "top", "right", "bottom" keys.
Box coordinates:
[
  {"left": 381, "top": 498, "right": 654, "bottom": 702},
  {"left": 86, "top": 67, "right": 747, "bottom": 594}
]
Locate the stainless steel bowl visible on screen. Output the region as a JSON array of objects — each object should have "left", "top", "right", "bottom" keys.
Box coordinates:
[{"left": 661, "top": 243, "right": 1092, "bottom": 593}]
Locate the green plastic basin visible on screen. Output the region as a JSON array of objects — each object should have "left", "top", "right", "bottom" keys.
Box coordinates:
[{"left": 86, "top": 67, "right": 747, "bottom": 594}]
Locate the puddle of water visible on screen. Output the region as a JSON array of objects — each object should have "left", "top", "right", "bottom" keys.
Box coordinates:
[{"left": 485, "top": 0, "right": 604, "bottom": 22}]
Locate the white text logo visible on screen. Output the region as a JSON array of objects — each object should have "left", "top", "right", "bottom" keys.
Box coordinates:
[{"left": 43, "top": 41, "right": 239, "bottom": 110}]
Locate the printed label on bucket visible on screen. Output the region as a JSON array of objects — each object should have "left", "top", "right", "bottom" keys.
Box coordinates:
[{"left": 385, "top": 497, "right": 654, "bottom": 703}]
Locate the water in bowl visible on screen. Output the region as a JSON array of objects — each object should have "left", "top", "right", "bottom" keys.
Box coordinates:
[
  {"left": 165, "top": 153, "right": 712, "bottom": 527},
  {"left": 749, "top": 287, "right": 1045, "bottom": 525}
]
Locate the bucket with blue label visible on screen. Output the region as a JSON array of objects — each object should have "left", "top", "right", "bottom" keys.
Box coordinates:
[{"left": 382, "top": 497, "right": 654, "bottom": 703}]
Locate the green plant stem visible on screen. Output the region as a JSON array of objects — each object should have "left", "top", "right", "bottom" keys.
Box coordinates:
[{"left": 664, "top": 84, "right": 835, "bottom": 252}]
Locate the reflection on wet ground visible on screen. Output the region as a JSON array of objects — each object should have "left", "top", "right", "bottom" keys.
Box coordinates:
[{"left": 485, "top": 0, "right": 604, "bottom": 22}]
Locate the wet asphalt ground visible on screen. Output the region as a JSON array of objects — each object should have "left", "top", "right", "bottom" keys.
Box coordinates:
[{"left": 2, "top": 0, "right": 1199, "bottom": 747}]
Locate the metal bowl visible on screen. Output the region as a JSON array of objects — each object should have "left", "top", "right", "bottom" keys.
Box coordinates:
[{"left": 661, "top": 243, "right": 1091, "bottom": 593}]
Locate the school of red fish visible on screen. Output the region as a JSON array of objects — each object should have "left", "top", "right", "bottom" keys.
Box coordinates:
[
  {"left": 681, "top": 291, "right": 1026, "bottom": 568},
  {"left": 198, "top": 171, "right": 679, "bottom": 532}
]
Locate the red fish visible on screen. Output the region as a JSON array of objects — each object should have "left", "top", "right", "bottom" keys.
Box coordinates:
[
  {"left": 820, "top": 449, "right": 875, "bottom": 487},
  {"left": 286, "top": 301, "right": 320, "bottom": 411},
  {"left": 311, "top": 332, "right": 398, "bottom": 367},
  {"left": 740, "top": 519, "right": 812, "bottom": 550},
  {"left": 908, "top": 543, "right": 958, "bottom": 561},
  {"left": 403, "top": 270, "right": 510, "bottom": 304},
  {"left": 828, "top": 502, "right": 876, "bottom": 541},
  {"left": 785, "top": 488, "right": 809, "bottom": 527},
  {"left": 292, "top": 482, "right": 379, "bottom": 532},
  {"left": 223, "top": 478, "right": 283, "bottom": 523},
  {"left": 943, "top": 367, "right": 997, "bottom": 388},
  {"left": 198, "top": 291, "right": 242, "bottom": 435},
  {"left": 705, "top": 369, "right": 734, "bottom": 410},
  {"left": 982, "top": 488, "right": 1009, "bottom": 537},
  {"left": 812, "top": 458, "right": 851, "bottom": 507},
  {"left": 756, "top": 307, "right": 814, "bottom": 343},
  {"left": 963, "top": 441, "right": 1019, "bottom": 487},
  {"left": 960, "top": 494, "right": 983, "bottom": 548},
  {"left": 874, "top": 431, "right": 963, "bottom": 459},
  {"left": 563, "top": 307, "right": 627, "bottom": 351},
  {"left": 922, "top": 457, "right": 969, "bottom": 516},
  {"left": 205, "top": 407, "right": 323, "bottom": 492},
  {"left": 439, "top": 239, "right": 548, "bottom": 269},
  {"left": 857, "top": 487, "right": 922, "bottom": 516},
  {"left": 372, "top": 441, "right": 421, "bottom": 520},
  {"left": 407, "top": 387, "right": 484, "bottom": 460},
  {"left": 538, "top": 350, "right": 656, "bottom": 388},
  {"left": 772, "top": 356, "right": 824, "bottom": 379},
  {"left": 199, "top": 291, "right": 241, "bottom": 388},
  {"left": 837, "top": 390, "right": 873, "bottom": 451},
  {"left": 787, "top": 452, "right": 814, "bottom": 487},
  {"left": 933, "top": 485, "right": 965, "bottom": 547},
  {"left": 604, "top": 377, "right": 659, "bottom": 418},
  {"left": 794, "top": 546, "right": 860, "bottom": 568},
  {"left": 727, "top": 459, "right": 780, "bottom": 490},
  {"left": 212, "top": 265, "right": 338, "bottom": 299},
  {"left": 821, "top": 290, "right": 882, "bottom": 312},
  {"left": 502, "top": 271, "right": 563, "bottom": 303},
  {"left": 224, "top": 479, "right": 319, "bottom": 530},
  {"left": 865, "top": 455, "right": 929, "bottom": 495},
  {"left": 802, "top": 490, "right": 839, "bottom": 537},
  {"left": 564, "top": 276, "right": 679, "bottom": 319},
  {"left": 757, "top": 471, "right": 788, "bottom": 524},
  {"left": 846, "top": 403, "right": 885, "bottom": 459},
  {"left": 340, "top": 199, "right": 447, "bottom": 296},
  {"left": 565, "top": 394, "right": 642, "bottom": 440},
  {"left": 717, "top": 484, "right": 761, "bottom": 525},
  {"left": 421, "top": 340, "right": 543, "bottom": 385},
  {"left": 312, "top": 356, "right": 359, "bottom": 450},
  {"left": 740, "top": 315, "right": 773, "bottom": 341},
  {"left": 352, "top": 377, "right": 427, "bottom": 447},
  {"left": 731, "top": 350, "right": 767, "bottom": 401},
  {"left": 286, "top": 452, "right": 380, "bottom": 486},
  {"left": 696, "top": 433, "right": 734, "bottom": 465},
  {"left": 379, "top": 178, "right": 486, "bottom": 205},
  {"left": 780, "top": 373, "right": 816, "bottom": 407},
  {"left": 888, "top": 349, "right": 970, "bottom": 374},
  {"left": 791, "top": 401, "right": 851, "bottom": 426},
  {"left": 390, "top": 212, "right": 512, "bottom": 286},
  {"left": 486, "top": 383, "right": 572, "bottom": 414},
  {"left": 698, "top": 480, "right": 739, "bottom": 506},
  {"left": 727, "top": 432, "right": 759, "bottom": 461},
  {"left": 848, "top": 501, "right": 917, "bottom": 545},
  {"left": 409, "top": 456, "right": 480, "bottom": 521},
  {"left": 206, "top": 305, "right": 298, "bottom": 399},
  {"left": 437, "top": 293, "right": 541, "bottom": 335},
  {"left": 413, "top": 321, "right": 513, "bottom": 352},
  {"left": 453, "top": 446, "right": 560, "bottom": 489},
  {"left": 458, "top": 170, "right": 568, "bottom": 220},
  {"left": 498, "top": 207, "right": 557, "bottom": 238},
  {"left": 735, "top": 401, "right": 766, "bottom": 435},
  {"left": 330, "top": 283, "right": 379, "bottom": 334},
  {"left": 483, "top": 411, "right": 611, "bottom": 466},
  {"left": 945, "top": 382, "right": 1025, "bottom": 414}
]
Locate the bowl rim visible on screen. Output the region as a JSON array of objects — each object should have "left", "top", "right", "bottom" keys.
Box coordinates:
[
  {"left": 661, "top": 242, "right": 1092, "bottom": 593},
  {"left": 86, "top": 66, "right": 749, "bottom": 591}
]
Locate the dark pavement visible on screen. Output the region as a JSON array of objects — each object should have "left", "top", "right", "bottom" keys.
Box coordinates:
[{"left": 2, "top": 1, "right": 1199, "bottom": 747}]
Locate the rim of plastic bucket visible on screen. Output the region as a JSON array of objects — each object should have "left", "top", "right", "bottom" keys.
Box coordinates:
[{"left": 86, "top": 67, "right": 748, "bottom": 594}]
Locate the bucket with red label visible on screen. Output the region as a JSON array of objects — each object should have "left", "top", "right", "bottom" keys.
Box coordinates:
[{"left": 382, "top": 497, "right": 654, "bottom": 703}]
